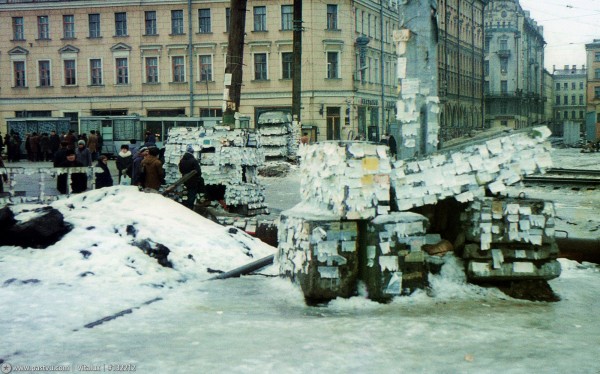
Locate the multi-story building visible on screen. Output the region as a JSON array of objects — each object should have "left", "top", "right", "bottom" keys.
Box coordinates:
[
  {"left": 542, "top": 68, "right": 556, "bottom": 132},
  {"left": 437, "top": 0, "right": 487, "bottom": 142},
  {"left": 483, "top": 0, "right": 545, "bottom": 129},
  {"left": 586, "top": 39, "right": 600, "bottom": 141},
  {"left": 552, "top": 64, "right": 587, "bottom": 136},
  {"left": 0, "top": 0, "right": 401, "bottom": 142}
]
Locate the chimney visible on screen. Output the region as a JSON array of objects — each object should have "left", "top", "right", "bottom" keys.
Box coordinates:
[
  {"left": 564, "top": 65, "right": 569, "bottom": 70},
  {"left": 572, "top": 65, "right": 576, "bottom": 70},
  {"left": 552, "top": 64, "right": 556, "bottom": 72}
]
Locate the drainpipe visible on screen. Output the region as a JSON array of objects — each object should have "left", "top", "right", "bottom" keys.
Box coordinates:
[
  {"left": 188, "top": 0, "right": 194, "bottom": 116},
  {"left": 380, "top": 2, "right": 385, "bottom": 135}
]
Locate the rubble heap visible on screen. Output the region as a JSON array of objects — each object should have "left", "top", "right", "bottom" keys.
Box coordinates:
[
  {"left": 257, "top": 111, "right": 297, "bottom": 160},
  {"left": 164, "top": 126, "right": 267, "bottom": 214},
  {"left": 278, "top": 127, "right": 559, "bottom": 304},
  {"left": 392, "top": 127, "right": 553, "bottom": 210},
  {"left": 461, "top": 197, "right": 561, "bottom": 281}
]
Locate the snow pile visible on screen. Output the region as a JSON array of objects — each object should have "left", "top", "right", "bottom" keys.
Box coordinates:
[{"left": 1, "top": 186, "right": 276, "bottom": 289}]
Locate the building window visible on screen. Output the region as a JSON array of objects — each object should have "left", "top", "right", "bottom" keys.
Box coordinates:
[
  {"left": 145, "top": 11, "right": 157, "bottom": 35},
  {"left": 595, "top": 69, "right": 600, "bottom": 79},
  {"left": 484, "top": 60, "right": 489, "bottom": 76},
  {"left": 63, "top": 15, "right": 75, "bottom": 39},
  {"left": 13, "top": 62, "right": 26, "bottom": 87},
  {"left": 500, "top": 80, "right": 507, "bottom": 94},
  {"left": 38, "top": 60, "right": 51, "bottom": 87},
  {"left": 38, "top": 16, "right": 50, "bottom": 39},
  {"left": 64, "top": 59, "right": 76, "bottom": 85},
  {"left": 199, "top": 55, "right": 212, "bottom": 81},
  {"left": 90, "top": 59, "right": 102, "bottom": 85},
  {"left": 115, "top": 12, "right": 127, "bottom": 36},
  {"left": 254, "top": 6, "right": 267, "bottom": 31},
  {"left": 595, "top": 52, "right": 600, "bottom": 62},
  {"left": 145, "top": 57, "right": 159, "bottom": 83},
  {"left": 555, "top": 82, "right": 560, "bottom": 91},
  {"left": 571, "top": 95, "right": 575, "bottom": 105},
  {"left": 579, "top": 95, "right": 584, "bottom": 105},
  {"left": 580, "top": 111, "right": 584, "bottom": 119},
  {"left": 563, "top": 111, "right": 568, "bottom": 119},
  {"left": 198, "top": 9, "right": 211, "bottom": 33},
  {"left": 281, "top": 52, "right": 293, "bottom": 79},
  {"left": 200, "top": 108, "right": 223, "bottom": 117},
  {"left": 595, "top": 87, "right": 600, "bottom": 98},
  {"left": 281, "top": 5, "right": 293, "bottom": 31},
  {"left": 254, "top": 53, "right": 268, "bottom": 80},
  {"left": 225, "top": 8, "right": 231, "bottom": 33},
  {"left": 89, "top": 14, "right": 101, "bottom": 38},
  {"left": 172, "top": 56, "right": 185, "bottom": 82},
  {"left": 563, "top": 82, "right": 568, "bottom": 90},
  {"left": 12, "top": 17, "right": 24, "bottom": 40},
  {"left": 499, "top": 39, "right": 508, "bottom": 50},
  {"left": 327, "top": 5, "right": 338, "bottom": 30},
  {"left": 116, "top": 58, "right": 129, "bottom": 84},
  {"left": 171, "top": 10, "right": 184, "bottom": 35},
  {"left": 327, "top": 51, "right": 339, "bottom": 79},
  {"left": 571, "top": 111, "right": 576, "bottom": 119},
  {"left": 580, "top": 81, "right": 584, "bottom": 89},
  {"left": 500, "top": 58, "right": 508, "bottom": 74},
  {"left": 555, "top": 96, "right": 560, "bottom": 105}
]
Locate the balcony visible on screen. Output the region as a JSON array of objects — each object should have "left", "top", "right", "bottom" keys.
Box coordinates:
[
  {"left": 497, "top": 49, "right": 511, "bottom": 58},
  {"left": 485, "top": 91, "right": 520, "bottom": 99}
]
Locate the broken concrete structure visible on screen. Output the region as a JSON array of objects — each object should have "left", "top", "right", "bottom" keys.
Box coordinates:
[
  {"left": 278, "top": 127, "right": 559, "bottom": 304},
  {"left": 164, "top": 126, "right": 267, "bottom": 215}
]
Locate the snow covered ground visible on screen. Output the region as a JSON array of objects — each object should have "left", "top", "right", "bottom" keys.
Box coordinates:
[{"left": 1, "top": 148, "right": 600, "bottom": 373}]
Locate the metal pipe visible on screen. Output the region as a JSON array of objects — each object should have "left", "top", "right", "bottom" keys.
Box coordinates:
[{"left": 209, "top": 254, "right": 275, "bottom": 280}]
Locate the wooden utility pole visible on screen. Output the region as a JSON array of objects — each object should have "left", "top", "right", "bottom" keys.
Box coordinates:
[
  {"left": 292, "top": 0, "right": 302, "bottom": 122},
  {"left": 223, "top": 0, "right": 247, "bottom": 126}
]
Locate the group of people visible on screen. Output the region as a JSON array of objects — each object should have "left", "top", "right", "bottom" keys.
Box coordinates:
[
  {"left": 2, "top": 129, "right": 103, "bottom": 163},
  {"left": 52, "top": 137, "right": 111, "bottom": 194},
  {"left": 114, "top": 140, "right": 201, "bottom": 209},
  {"left": 1, "top": 128, "right": 203, "bottom": 210}
]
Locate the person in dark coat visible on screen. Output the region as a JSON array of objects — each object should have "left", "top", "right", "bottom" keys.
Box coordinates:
[
  {"left": 49, "top": 130, "right": 60, "bottom": 156},
  {"left": 75, "top": 140, "right": 92, "bottom": 166},
  {"left": 58, "top": 149, "right": 87, "bottom": 194},
  {"left": 54, "top": 141, "right": 69, "bottom": 192},
  {"left": 131, "top": 147, "right": 148, "bottom": 186},
  {"left": 0, "top": 155, "right": 8, "bottom": 194},
  {"left": 178, "top": 145, "right": 202, "bottom": 209},
  {"left": 39, "top": 133, "right": 51, "bottom": 161},
  {"left": 115, "top": 144, "right": 133, "bottom": 183},
  {"left": 144, "top": 131, "right": 156, "bottom": 146},
  {"left": 140, "top": 147, "right": 163, "bottom": 191},
  {"left": 95, "top": 155, "right": 113, "bottom": 189}
]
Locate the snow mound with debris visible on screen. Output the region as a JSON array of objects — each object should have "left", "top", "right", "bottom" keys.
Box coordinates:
[{"left": 1, "top": 186, "right": 276, "bottom": 289}]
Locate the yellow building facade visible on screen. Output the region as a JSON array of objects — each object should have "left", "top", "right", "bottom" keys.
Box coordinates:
[{"left": 0, "top": 0, "right": 401, "bottom": 142}]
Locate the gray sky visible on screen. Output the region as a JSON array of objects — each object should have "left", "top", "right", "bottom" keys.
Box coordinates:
[{"left": 519, "top": 0, "right": 600, "bottom": 71}]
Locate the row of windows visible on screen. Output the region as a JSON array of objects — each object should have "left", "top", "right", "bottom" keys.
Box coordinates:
[
  {"left": 555, "top": 81, "right": 585, "bottom": 90},
  {"left": 8, "top": 51, "right": 343, "bottom": 88},
  {"left": 10, "top": 5, "right": 339, "bottom": 41},
  {"left": 354, "top": 8, "right": 397, "bottom": 43},
  {"left": 555, "top": 95, "right": 585, "bottom": 106},
  {"left": 555, "top": 110, "right": 585, "bottom": 120}
]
